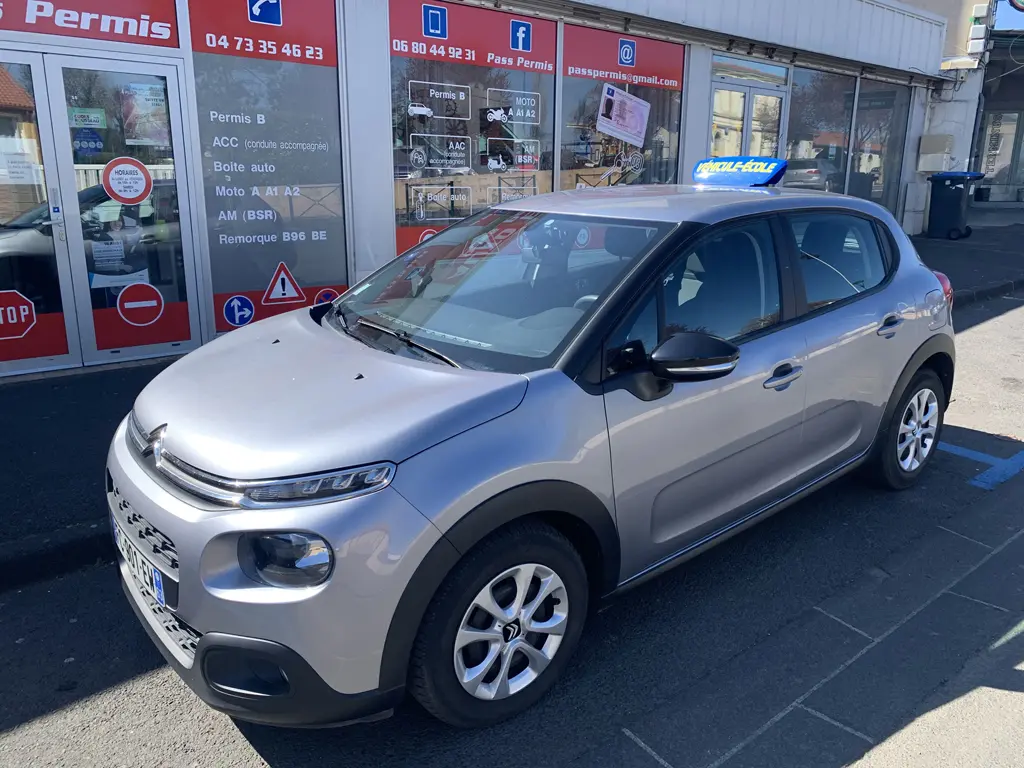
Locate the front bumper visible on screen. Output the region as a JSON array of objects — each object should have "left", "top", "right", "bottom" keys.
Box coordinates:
[
  {"left": 120, "top": 571, "right": 402, "bottom": 726},
  {"left": 106, "top": 416, "right": 444, "bottom": 725}
]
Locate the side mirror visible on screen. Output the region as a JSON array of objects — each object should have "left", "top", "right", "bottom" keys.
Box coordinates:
[{"left": 650, "top": 332, "right": 739, "bottom": 381}]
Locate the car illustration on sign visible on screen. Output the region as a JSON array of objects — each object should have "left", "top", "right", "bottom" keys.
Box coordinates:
[
  {"left": 109, "top": 156, "right": 956, "bottom": 731},
  {"left": 407, "top": 102, "right": 434, "bottom": 119}
]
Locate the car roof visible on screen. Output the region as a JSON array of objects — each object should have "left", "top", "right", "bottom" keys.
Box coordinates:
[{"left": 492, "top": 184, "right": 893, "bottom": 226}]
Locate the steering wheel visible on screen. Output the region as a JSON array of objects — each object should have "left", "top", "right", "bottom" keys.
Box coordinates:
[{"left": 573, "top": 295, "right": 599, "bottom": 311}]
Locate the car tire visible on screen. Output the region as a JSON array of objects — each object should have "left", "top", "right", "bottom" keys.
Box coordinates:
[
  {"left": 866, "top": 368, "right": 946, "bottom": 491},
  {"left": 408, "top": 521, "right": 588, "bottom": 728}
]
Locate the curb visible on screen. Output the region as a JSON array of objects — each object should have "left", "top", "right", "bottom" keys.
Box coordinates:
[
  {"left": 0, "top": 519, "right": 114, "bottom": 592},
  {"left": 953, "top": 279, "right": 1023, "bottom": 309}
]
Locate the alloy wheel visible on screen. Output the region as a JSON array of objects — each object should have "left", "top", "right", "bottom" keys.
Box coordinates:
[
  {"left": 897, "top": 387, "right": 939, "bottom": 472},
  {"left": 453, "top": 563, "right": 569, "bottom": 701}
]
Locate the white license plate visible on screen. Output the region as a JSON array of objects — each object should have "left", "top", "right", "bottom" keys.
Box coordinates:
[{"left": 113, "top": 517, "right": 166, "bottom": 607}]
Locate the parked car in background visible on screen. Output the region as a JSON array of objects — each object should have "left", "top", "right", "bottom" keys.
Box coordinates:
[{"left": 783, "top": 158, "right": 844, "bottom": 192}]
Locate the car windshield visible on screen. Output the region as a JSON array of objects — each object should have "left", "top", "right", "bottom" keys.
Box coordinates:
[{"left": 331, "top": 210, "right": 675, "bottom": 373}]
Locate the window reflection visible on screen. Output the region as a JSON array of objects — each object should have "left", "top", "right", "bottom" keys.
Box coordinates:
[
  {"left": 711, "top": 89, "right": 745, "bottom": 157},
  {"left": 712, "top": 55, "right": 788, "bottom": 87},
  {"left": 0, "top": 62, "right": 70, "bottom": 363},
  {"left": 784, "top": 68, "right": 856, "bottom": 193},
  {"left": 979, "top": 112, "right": 1019, "bottom": 184},
  {"left": 849, "top": 80, "right": 911, "bottom": 213}
]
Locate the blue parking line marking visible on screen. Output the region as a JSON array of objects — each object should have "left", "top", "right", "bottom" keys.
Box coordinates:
[
  {"left": 937, "top": 443, "right": 1000, "bottom": 465},
  {"left": 937, "top": 442, "right": 1024, "bottom": 491}
]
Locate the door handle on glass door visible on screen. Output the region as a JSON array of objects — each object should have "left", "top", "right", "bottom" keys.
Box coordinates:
[
  {"left": 763, "top": 363, "right": 803, "bottom": 390},
  {"left": 877, "top": 314, "right": 904, "bottom": 337}
]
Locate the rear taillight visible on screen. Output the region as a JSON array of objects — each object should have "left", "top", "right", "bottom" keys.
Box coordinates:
[
  {"left": 806, "top": 169, "right": 820, "bottom": 175},
  {"left": 933, "top": 270, "right": 953, "bottom": 309}
]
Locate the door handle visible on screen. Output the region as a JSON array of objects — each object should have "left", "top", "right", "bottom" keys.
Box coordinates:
[
  {"left": 877, "top": 314, "right": 904, "bottom": 337},
  {"left": 764, "top": 363, "right": 804, "bottom": 390}
]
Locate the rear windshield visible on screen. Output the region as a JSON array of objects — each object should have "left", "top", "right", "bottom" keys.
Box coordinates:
[{"left": 332, "top": 209, "right": 675, "bottom": 373}]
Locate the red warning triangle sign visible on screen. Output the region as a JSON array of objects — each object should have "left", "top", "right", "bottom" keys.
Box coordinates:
[{"left": 262, "top": 262, "right": 307, "bottom": 305}]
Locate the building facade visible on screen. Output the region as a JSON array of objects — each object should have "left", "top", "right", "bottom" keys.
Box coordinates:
[{"left": 0, "top": 0, "right": 953, "bottom": 377}]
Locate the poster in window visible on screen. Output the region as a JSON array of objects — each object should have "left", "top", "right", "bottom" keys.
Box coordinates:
[{"left": 121, "top": 84, "right": 171, "bottom": 147}]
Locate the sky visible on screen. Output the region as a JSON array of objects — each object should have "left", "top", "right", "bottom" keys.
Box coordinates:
[{"left": 995, "top": 0, "right": 1024, "bottom": 29}]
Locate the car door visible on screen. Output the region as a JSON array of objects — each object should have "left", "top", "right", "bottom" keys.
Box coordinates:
[
  {"left": 603, "top": 217, "right": 811, "bottom": 580},
  {"left": 781, "top": 210, "right": 914, "bottom": 473}
]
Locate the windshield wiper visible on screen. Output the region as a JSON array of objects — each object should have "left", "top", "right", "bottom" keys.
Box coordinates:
[{"left": 356, "top": 317, "right": 460, "bottom": 368}]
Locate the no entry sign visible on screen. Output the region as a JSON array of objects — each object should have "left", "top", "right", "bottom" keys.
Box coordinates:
[
  {"left": 102, "top": 157, "right": 153, "bottom": 205},
  {"left": 0, "top": 290, "right": 36, "bottom": 339},
  {"left": 117, "top": 283, "right": 164, "bottom": 327}
]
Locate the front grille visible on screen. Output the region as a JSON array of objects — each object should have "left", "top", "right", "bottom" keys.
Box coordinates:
[
  {"left": 109, "top": 484, "right": 179, "bottom": 577},
  {"left": 132, "top": 572, "right": 201, "bottom": 661}
]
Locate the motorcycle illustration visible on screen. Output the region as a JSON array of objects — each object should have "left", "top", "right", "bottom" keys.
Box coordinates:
[
  {"left": 486, "top": 108, "right": 509, "bottom": 123},
  {"left": 487, "top": 156, "right": 508, "bottom": 172}
]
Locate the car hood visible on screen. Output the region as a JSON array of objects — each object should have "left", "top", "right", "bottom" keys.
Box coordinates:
[{"left": 132, "top": 309, "right": 529, "bottom": 479}]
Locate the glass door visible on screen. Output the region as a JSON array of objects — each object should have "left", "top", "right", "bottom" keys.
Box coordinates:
[
  {"left": 710, "top": 86, "right": 786, "bottom": 159},
  {"left": 711, "top": 87, "right": 746, "bottom": 157},
  {"left": 748, "top": 90, "right": 783, "bottom": 158},
  {"left": 0, "top": 51, "right": 81, "bottom": 376},
  {"left": 44, "top": 55, "right": 201, "bottom": 365}
]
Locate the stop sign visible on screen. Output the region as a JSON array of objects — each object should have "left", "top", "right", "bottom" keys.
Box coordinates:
[
  {"left": 0, "top": 290, "right": 37, "bottom": 340},
  {"left": 116, "top": 283, "right": 164, "bottom": 327}
]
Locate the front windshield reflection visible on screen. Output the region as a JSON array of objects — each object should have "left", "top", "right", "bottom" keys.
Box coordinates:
[{"left": 335, "top": 211, "right": 674, "bottom": 374}]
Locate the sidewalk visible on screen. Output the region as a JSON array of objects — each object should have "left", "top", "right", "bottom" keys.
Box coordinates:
[
  {"left": 0, "top": 224, "right": 1021, "bottom": 586},
  {"left": 913, "top": 224, "right": 1024, "bottom": 307}
]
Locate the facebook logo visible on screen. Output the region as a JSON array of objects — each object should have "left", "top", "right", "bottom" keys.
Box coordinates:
[
  {"left": 422, "top": 4, "right": 448, "bottom": 39},
  {"left": 510, "top": 19, "right": 532, "bottom": 52},
  {"left": 248, "top": 0, "right": 282, "bottom": 27},
  {"left": 618, "top": 38, "right": 636, "bottom": 67}
]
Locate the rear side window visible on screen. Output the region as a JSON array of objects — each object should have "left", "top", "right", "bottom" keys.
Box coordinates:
[{"left": 786, "top": 213, "right": 888, "bottom": 312}]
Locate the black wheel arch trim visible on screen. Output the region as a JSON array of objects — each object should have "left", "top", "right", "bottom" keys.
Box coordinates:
[
  {"left": 378, "top": 480, "right": 620, "bottom": 691},
  {"left": 880, "top": 333, "right": 955, "bottom": 433}
]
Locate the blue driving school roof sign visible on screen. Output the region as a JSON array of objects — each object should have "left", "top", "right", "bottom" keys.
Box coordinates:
[{"left": 693, "top": 157, "right": 788, "bottom": 187}]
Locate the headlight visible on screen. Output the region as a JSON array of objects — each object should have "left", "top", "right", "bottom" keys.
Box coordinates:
[
  {"left": 240, "top": 532, "right": 334, "bottom": 588},
  {"left": 241, "top": 464, "right": 394, "bottom": 507}
]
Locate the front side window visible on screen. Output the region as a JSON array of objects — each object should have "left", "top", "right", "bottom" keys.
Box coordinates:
[
  {"left": 786, "top": 212, "right": 887, "bottom": 312},
  {"left": 334, "top": 211, "right": 674, "bottom": 373},
  {"left": 661, "top": 219, "right": 781, "bottom": 341},
  {"left": 605, "top": 218, "right": 781, "bottom": 369}
]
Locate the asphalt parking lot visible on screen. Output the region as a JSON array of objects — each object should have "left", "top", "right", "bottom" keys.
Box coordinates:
[{"left": 3, "top": 292, "right": 1024, "bottom": 767}]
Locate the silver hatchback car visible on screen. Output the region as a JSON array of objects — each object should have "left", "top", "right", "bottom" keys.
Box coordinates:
[{"left": 108, "top": 162, "right": 955, "bottom": 729}]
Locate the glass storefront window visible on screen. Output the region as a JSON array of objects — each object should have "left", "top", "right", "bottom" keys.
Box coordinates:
[
  {"left": 848, "top": 80, "right": 911, "bottom": 213},
  {"left": 750, "top": 93, "right": 782, "bottom": 157},
  {"left": 0, "top": 63, "right": 69, "bottom": 363},
  {"left": 389, "top": 0, "right": 557, "bottom": 254},
  {"left": 783, "top": 67, "right": 857, "bottom": 194},
  {"left": 189, "top": 0, "right": 347, "bottom": 334},
  {"left": 560, "top": 25, "right": 684, "bottom": 188},
  {"left": 712, "top": 55, "right": 788, "bottom": 88},
  {"left": 979, "top": 112, "right": 1019, "bottom": 184}
]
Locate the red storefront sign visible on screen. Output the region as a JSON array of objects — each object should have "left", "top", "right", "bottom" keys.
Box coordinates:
[
  {"left": 189, "top": 0, "right": 338, "bottom": 67},
  {"left": 0, "top": 0, "right": 178, "bottom": 46},
  {"left": 564, "top": 25, "right": 684, "bottom": 91},
  {"left": 388, "top": 0, "right": 556, "bottom": 75}
]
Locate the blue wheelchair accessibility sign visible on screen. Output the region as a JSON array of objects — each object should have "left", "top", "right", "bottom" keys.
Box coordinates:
[
  {"left": 248, "top": 0, "right": 283, "bottom": 27},
  {"left": 224, "top": 295, "right": 255, "bottom": 328}
]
